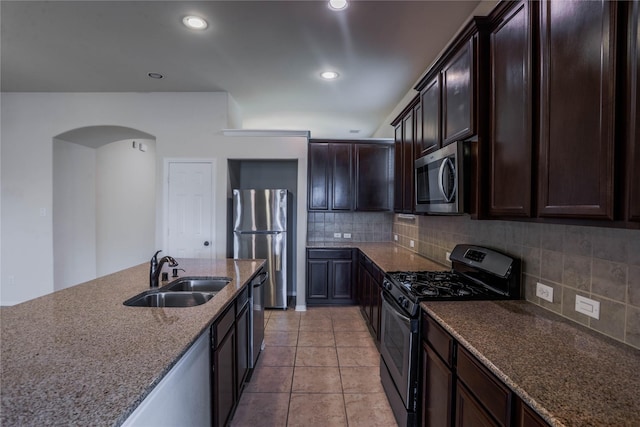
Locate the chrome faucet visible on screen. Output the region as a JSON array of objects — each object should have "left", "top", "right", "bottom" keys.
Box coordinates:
[{"left": 149, "top": 250, "right": 179, "bottom": 288}]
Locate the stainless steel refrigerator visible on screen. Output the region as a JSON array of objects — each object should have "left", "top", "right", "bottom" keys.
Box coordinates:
[{"left": 232, "top": 189, "right": 287, "bottom": 309}]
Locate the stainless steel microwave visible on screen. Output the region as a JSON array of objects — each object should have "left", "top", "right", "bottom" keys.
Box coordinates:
[{"left": 414, "top": 141, "right": 468, "bottom": 214}]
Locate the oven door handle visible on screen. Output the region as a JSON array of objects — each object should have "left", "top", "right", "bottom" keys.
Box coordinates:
[{"left": 382, "top": 292, "right": 411, "bottom": 324}]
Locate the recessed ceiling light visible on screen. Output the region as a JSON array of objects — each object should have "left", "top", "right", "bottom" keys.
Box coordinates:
[
  {"left": 148, "top": 72, "right": 164, "bottom": 79},
  {"left": 182, "top": 15, "right": 208, "bottom": 30},
  {"left": 328, "top": 0, "right": 348, "bottom": 11},
  {"left": 320, "top": 71, "right": 340, "bottom": 80}
]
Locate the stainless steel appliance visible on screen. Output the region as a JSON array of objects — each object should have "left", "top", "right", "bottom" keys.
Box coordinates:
[
  {"left": 233, "top": 189, "right": 288, "bottom": 309},
  {"left": 414, "top": 141, "right": 469, "bottom": 214},
  {"left": 249, "top": 269, "right": 268, "bottom": 369},
  {"left": 379, "top": 244, "right": 521, "bottom": 427}
]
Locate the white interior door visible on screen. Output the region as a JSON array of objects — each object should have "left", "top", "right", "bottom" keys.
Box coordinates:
[{"left": 167, "top": 162, "right": 214, "bottom": 258}]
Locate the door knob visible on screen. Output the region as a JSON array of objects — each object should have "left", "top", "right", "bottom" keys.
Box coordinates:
[{"left": 204, "top": 241, "right": 210, "bottom": 246}]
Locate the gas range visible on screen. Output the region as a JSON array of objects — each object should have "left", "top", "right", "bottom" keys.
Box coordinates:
[{"left": 382, "top": 245, "right": 521, "bottom": 317}]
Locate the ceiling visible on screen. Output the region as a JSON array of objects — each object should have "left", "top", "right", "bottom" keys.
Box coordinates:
[{"left": 1, "top": 0, "right": 486, "bottom": 139}]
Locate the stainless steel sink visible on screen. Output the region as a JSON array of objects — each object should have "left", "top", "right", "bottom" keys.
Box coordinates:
[
  {"left": 165, "top": 277, "right": 231, "bottom": 292},
  {"left": 123, "top": 291, "right": 215, "bottom": 307}
]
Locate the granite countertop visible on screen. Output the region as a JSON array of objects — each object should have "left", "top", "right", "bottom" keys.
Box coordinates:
[
  {"left": 307, "top": 242, "right": 448, "bottom": 272},
  {"left": 0, "top": 258, "right": 264, "bottom": 426},
  {"left": 422, "top": 300, "right": 640, "bottom": 427}
]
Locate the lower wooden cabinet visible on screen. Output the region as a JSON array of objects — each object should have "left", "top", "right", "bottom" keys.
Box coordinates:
[
  {"left": 421, "top": 312, "right": 550, "bottom": 427},
  {"left": 211, "top": 287, "right": 251, "bottom": 427},
  {"left": 357, "top": 252, "right": 382, "bottom": 342},
  {"left": 306, "top": 249, "right": 356, "bottom": 305}
]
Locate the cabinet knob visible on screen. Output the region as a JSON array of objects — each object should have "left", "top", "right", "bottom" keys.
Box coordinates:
[{"left": 204, "top": 241, "right": 210, "bottom": 246}]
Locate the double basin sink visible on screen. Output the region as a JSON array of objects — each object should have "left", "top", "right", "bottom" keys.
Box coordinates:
[{"left": 124, "top": 277, "right": 231, "bottom": 308}]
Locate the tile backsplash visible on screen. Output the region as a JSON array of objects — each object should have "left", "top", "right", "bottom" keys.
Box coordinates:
[
  {"left": 392, "top": 214, "right": 640, "bottom": 350},
  {"left": 307, "top": 212, "right": 394, "bottom": 243}
]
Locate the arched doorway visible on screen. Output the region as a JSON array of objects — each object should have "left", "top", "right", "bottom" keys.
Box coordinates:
[{"left": 52, "top": 125, "right": 156, "bottom": 290}]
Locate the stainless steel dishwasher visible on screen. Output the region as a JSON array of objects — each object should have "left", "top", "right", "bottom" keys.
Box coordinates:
[{"left": 249, "top": 269, "right": 268, "bottom": 370}]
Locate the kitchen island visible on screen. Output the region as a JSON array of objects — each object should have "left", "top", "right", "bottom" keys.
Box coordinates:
[{"left": 0, "top": 258, "right": 264, "bottom": 426}]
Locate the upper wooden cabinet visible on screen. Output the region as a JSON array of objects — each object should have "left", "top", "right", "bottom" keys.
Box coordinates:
[
  {"left": 487, "top": 0, "right": 533, "bottom": 218},
  {"left": 442, "top": 38, "right": 475, "bottom": 145},
  {"left": 417, "top": 75, "right": 441, "bottom": 158},
  {"left": 537, "top": 0, "right": 618, "bottom": 219},
  {"left": 626, "top": 0, "right": 640, "bottom": 224},
  {"left": 355, "top": 143, "right": 393, "bottom": 211},
  {"left": 391, "top": 96, "right": 418, "bottom": 213},
  {"left": 414, "top": 17, "right": 490, "bottom": 151},
  {"left": 308, "top": 140, "right": 393, "bottom": 212}
]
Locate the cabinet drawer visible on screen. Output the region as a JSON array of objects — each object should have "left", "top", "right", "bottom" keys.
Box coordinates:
[
  {"left": 422, "top": 314, "right": 454, "bottom": 367},
  {"left": 457, "top": 347, "right": 512, "bottom": 427},
  {"left": 212, "top": 304, "right": 235, "bottom": 349},
  {"left": 307, "top": 249, "right": 353, "bottom": 259},
  {"left": 236, "top": 286, "right": 249, "bottom": 312}
]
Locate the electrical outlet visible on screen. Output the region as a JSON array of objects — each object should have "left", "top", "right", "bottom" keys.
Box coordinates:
[
  {"left": 394, "top": 234, "right": 398, "bottom": 241},
  {"left": 409, "top": 240, "right": 415, "bottom": 248},
  {"left": 446, "top": 252, "right": 451, "bottom": 262},
  {"left": 8, "top": 275, "right": 15, "bottom": 286},
  {"left": 333, "top": 232, "right": 341, "bottom": 238},
  {"left": 575, "top": 295, "right": 600, "bottom": 319},
  {"left": 39, "top": 208, "right": 47, "bottom": 217},
  {"left": 343, "top": 233, "right": 351, "bottom": 239},
  {"left": 536, "top": 282, "right": 554, "bottom": 303}
]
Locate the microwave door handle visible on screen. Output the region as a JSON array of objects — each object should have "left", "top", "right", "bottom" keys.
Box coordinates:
[{"left": 438, "top": 158, "right": 457, "bottom": 203}]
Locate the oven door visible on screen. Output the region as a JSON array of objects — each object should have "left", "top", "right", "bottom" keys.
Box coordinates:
[{"left": 379, "top": 291, "right": 419, "bottom": 411}]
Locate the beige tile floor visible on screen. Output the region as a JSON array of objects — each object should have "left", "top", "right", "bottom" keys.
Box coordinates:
[{"left": 229, "top": 306, "right": 398, "bottom": 427}]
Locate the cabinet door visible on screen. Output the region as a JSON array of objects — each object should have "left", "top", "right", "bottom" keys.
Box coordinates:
[
  {"left": 330, "top": 143, "right": 353, "bottom": 210},
  {"left": 235, "top": 304, "right": 250, "bottom": 391},
  {"left": 537, "top": 0, "right": 617, "bottom": 219},
  {"left": 402, "top": 113, "right": 415, "bottom": 212},
  {"left": 307, "top": 259, "right": 330, "bottom": 300},
  {"left": 627, "top": 0, "right": 640, "bottom": 223},
  {"left": 516, "top": 400, "right": 550, "bottom": 427},
  {"left": 308, "top": 143, "right": 330, "bottom": 210},
  {"left": 355, "top": 143, "right": 392, "bottom": 211},
  {"left": 442, "top": 39, "right": 474, "bottom": 144},
  {"left": 456, "top": 383, "right": 500, "bottom": 427},
  {"left": 213, "top": 328, "right": 236, "bottom": 427},
  {"left": 331, "top": 259, "right": 354, "bottom": 300},
  {"left": 488, "top": 0, "right": 532, "bottom": 217},
  {"left": 419, "top": 76, "right": 441, "bottom": 157},
  {"left": 394, "top": 124, "right": 404, "bottom": 212},
  {"left": 422, "top": 343, "right": 453, "bottom": 427}
]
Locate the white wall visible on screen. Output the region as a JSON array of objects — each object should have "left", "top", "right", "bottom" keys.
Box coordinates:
[
  {"left": 52, "top": 139, "right": 97, "bottom": 291},
  {"left": 0, "top": 92, "right": 232, "bottom": 305},
  {"left": 0, "top": 93, "right": 309, "bottom": 307},
  {"left": 96, "top": 139, "right": 156, "bottom": 276}
]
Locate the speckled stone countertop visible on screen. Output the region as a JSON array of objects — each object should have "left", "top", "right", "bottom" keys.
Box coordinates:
[
  {"left": 422, "top": 300, "right": 640, "bottom": 427},
  {"left": 307, "top": 242, "right": 448, "bottom": 272},
  {"left": 0, "top": 258, "right": 264, "bottom": 426}
]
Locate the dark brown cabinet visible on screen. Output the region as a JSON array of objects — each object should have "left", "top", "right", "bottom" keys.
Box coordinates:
[
  {"left": 306, "top": 249, "right": 356, "bottom": 305},
  {"left": 355, "top": 143, "right": 393, "bottom": 211},
  {"left": 442, "top": 39, "right": 475, "bottom": 145},
  {"left": 357, "top": 251, "right": 382, "bottom": 342},
  {"left": 626, "top": 0, "right": 640, "bottom": 224},
  {"left": 392, "top": 97, "right": 418, "bottom": 213},
  {"left": 418, "top": 76, "right": 441, "bottom": 157},
  {"left": 211, "top": 287, "right": 251, "bottom": 427},
  {"left": 421, "top": 312, "right": 550, "bottom": 427},
  {"left": 212, "top": 304, "right": 236, "bottom": 427},
  {"left": 307, "top": 142, "right": 352, "bottom": 211},
  {"left": 537, "top": 0, "right": 618, "bottom": 219},
  {"left": 487, "top": 0, "right": 533, "bottom": 218},
  {"left": 308, "top": 140, "right": 392, "bottom": 212}
]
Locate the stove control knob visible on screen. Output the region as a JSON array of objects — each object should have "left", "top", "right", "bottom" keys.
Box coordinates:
[
  {"left": 383, "top": 281, "right": 392, "bottom": 291},
  {"left": 402, "top": 299, "right": 410, "bottom": 309},
  {"left": 398, "top": 295, "right": 405, "bottom": 305}
]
